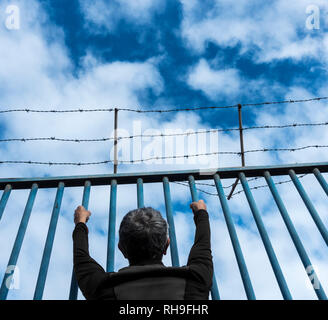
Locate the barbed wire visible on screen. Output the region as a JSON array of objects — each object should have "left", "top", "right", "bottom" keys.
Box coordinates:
[
  {"left": 187, "top": 177, "right": 260, "bottom": 189},
  {"left": 0, "top": 108, "right": 115, "bottom": 114},
  {"left": 173, "top": 174, "right": 307, "bottom": 198},
  {"left": 0, "top": 137, "right": 113, "bottom": 143},
  {"left": 242, "top": 97, "right": 328, "bottom": 108},
  {"left": 0, "top": 96, "right": 327, "bottom": 114},
  {"left": 0, "top": 145, "right": 327, "bottom": 166},
  {"left": 241, "top": 145, "right": 328, "bottom": 154},
  {"left": 0, "top": 121, "right": 327, "bottom": 143},
  {"left": 0, "top": 160, "right": 112, "bottom": 166},
  {"left": 231, "top": 174, "right": 308, "bottom": 197},
  {"left": 173, "top": 181, "right": 222, "bottom": 197}
]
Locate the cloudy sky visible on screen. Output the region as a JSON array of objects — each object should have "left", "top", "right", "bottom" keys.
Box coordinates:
[{"left": 0, "top": 0, "right": 328, "bottom": 300}]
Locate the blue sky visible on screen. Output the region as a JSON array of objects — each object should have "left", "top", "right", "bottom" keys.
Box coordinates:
[
  {"left": 37, "top": 0, "right": 327, "bottom": 126},
  {"left": 0, "top": 0, "right": 328, "bottom": 300}
]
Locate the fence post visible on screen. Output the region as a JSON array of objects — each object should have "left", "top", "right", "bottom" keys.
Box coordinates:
[
  {"left": 113, "top": 108, "right": 118, "bottom": 174},
  {"left": 228, "top": 104, "right": 245, "bottom": 199},
  {"left": 239, "top": 173, "right": 292, "bottom": 300},
  {"left": 69, "top": 181, "right": 91, "bottom": 300},
  {"left": 107, "top": 179, "right": 117, "bottom": 272},
  {"left": 137, "top": 178, "right": 144, "bottom": 208},
  {"left": 313, "top": 168, "right": 328, "bottom": 197},
  {"left": 214, "top": 174, "right": 256, "bottom": 300},
  {"left": 34, "top": 182, "right": 65, "bottom": 300},
  {"left": 162, "top": 177, "right": 180, "bottom": 267},
  {"left": 0, "top": 184, "right": 38, "bottom": 300},
  {"left": 264, "top": 171, "right": 327, "bottom": 300},
  {"left": 188, "top": 175, "right": 221, "bottom": 300},
  {"left": 0, "top": 185, "right": 12, "bottom": 222},
  {"left": 289, "top": 169, "right": 328, "bottom": 246}
]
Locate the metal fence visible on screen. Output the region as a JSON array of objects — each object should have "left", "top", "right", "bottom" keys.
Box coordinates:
[{"left": 0, "top": 161, "right": 327, "bottom": 300}]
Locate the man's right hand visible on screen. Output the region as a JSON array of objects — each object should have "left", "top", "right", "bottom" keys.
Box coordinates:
[
  {"left": 190, "top": 199, "right": 207, "bottom": 213},
  {"left": 74, "top": 205, "right": 91, "bottom": 225}
]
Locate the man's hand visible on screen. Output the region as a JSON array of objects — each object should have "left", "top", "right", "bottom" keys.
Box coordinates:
[
  {"left": 74, "top": 205, "right": 91, "bottom": 225},
  {"left": 190, "top": 199, "right": 207, "bottom": 213}
]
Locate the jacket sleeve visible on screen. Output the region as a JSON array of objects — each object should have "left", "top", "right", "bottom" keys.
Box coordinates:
[
  {"left": 186, "top": 209, "right": 213, "bottom": 290},
  {"left": 72, "top": 222, "right": 107, "bottom": 300}
]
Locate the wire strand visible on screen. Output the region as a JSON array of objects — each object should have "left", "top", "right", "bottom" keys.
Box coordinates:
[
  {"left": 173, "top": 174, "right": 307, "bottom": 198},
  {"left": 0, "top": 145, "right": 327, "bottom": 166},
  {"left": 0, "top": 96, "right": 327, "bottom": 114},
  {"left": 1, "top": 121, "right": 327, "bottom": 143},
  {"left": 231, "top": 174, "right": 308, "bottom": 197}
]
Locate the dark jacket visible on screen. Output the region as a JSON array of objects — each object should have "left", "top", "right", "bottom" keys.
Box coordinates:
[{"left": 72, "top": 209, "right": 213, "bottom": 300}]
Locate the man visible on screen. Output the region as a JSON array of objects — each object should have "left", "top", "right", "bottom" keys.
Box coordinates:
[{"left": 73, "top": 199, "right": 213, "bottom": 300}]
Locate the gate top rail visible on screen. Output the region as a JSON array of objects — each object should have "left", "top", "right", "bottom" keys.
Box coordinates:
[{"left": 0, "top": 162, "right": 327, "bottom": 190}]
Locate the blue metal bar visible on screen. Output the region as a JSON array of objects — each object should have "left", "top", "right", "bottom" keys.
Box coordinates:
[
  {"left": 106, "top": 179, "right": 117, "bottom": 272},
  {"left": 213, "top": 174, "right": 256, "bottom": 300},
  {"left": 0, "top": 183, "right": 38, "bottom": 300},
  {"left": 239, "top": 173, "right": 292, "bottom": 300},
  {"left": 137, "top": 178, "right": 144, "bottom": 208},
  {"left": 33, "top": 182, "right": 65, "bottom": 300},
  {"left": 69, "top": 181, "right": 91, "bottom": 300},
  {"left": 162, "top": 177, "right": 180, "bottom": 267},
  {"left": 188, "top": 175, "right": 199, "bottom": 202},
  {"left": 289, "top": 169, "right": 328, "bottom": 246},
  {"left": 188, "top": 175, "right": 220, "bottom": 300},
  {"left": 313, "top": 168, "right": 328, "bottom": 197},
  {"left": 1, "top": 161, "right": 328, "bottom": 189},
  {"left": 0, "top": 184, "right": 12, "bottom": 221},
  {"left": 264, "top": 171, "right": 327, "bottom": 300}
]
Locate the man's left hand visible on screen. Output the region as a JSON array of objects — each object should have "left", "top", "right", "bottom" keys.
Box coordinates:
[{"left": 74, "top": 205, "right": 91, "bottom": 224}]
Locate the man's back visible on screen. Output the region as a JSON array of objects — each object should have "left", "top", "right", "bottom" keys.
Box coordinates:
[{"left": 72, "top": 202, "right": 213, "bottom": 300}]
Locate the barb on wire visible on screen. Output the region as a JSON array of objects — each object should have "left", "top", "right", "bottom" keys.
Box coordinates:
[
  {"left": 174, "top": 174, "right": 307, "bottom": 199},
  {"left": 231, "top": 174, "right": 308, "bottom": 197},
  {"left": 173, "top": 181, "right": 222, "bottom": 197},
  {"left": 242, "top": 145, "right": 328, "bottom": 154},
  {"left": 185, "top": 177, "right": 260, "bottom": 189},
  {"left": 0, "top": 160, "right": 112, "bottom": 166},
  {"left": 242, "top": 121, "right": 328, "bottom": 131},
  {"left": 131, "top": 145, "right": 328, "bottom": 162},
  {"left": 0, "top": 108, "right": 115, "bottom": 114},
  {"left": 0, "top": 96, "right": 327, "bottom": 114},
  {"left": 0, "top": 137, "right": 113, "bottom": 143},
  {"left": 1, "top": 121, "right": 327, "bottom": 143},
  {"left": 242, "top": 97, "right": 328, "bottom": 108},
  {"left": 0, "top": 145, "right": 327, "bottom": 166}
]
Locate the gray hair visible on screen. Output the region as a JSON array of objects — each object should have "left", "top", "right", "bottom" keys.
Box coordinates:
[{"left": 119, "top": 207, "right": 168, "bottom": 264}]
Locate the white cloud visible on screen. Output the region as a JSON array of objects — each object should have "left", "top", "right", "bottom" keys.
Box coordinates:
[
  {"left": 187, "top": 59, "right": 241, "bottom": 99},
  {"left": 179, "top": 0, "right": 328, "bottom": 63},
  {"left": 80, "top": 0, "right": 165, "bottom": 33}
]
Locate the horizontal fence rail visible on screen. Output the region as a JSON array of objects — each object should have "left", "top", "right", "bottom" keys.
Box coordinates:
[
  {"left": 0, "top": 162, "right": 327, "bottom": 300},
  {"left": 1, "top": 162, "right": 328, "bottom": 190}
]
